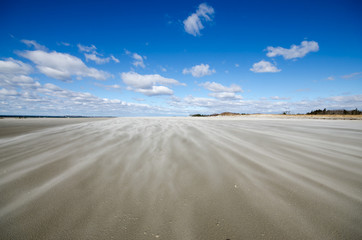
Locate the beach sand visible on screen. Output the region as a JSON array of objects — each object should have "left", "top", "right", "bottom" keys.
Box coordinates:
[{"left": 0, "top": 117, "right": 361, "bottom": 239}]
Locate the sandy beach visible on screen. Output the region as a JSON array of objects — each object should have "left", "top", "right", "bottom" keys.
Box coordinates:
[{"left": 0, "top": 117, "right": 361, "bottom": 239}]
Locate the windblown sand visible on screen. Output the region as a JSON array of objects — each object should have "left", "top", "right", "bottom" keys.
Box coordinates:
[{"left": 0, "top": 117, "right": 361, "bottom": 239}]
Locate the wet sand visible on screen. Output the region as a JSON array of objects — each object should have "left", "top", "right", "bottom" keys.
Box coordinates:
[{"left": 0, "top": 117, "right": 362, "bottom": 239}]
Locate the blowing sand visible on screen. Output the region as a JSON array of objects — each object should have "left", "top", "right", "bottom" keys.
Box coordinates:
[{"left": 0, "top": 117, "right": 361, "bottom": 239}]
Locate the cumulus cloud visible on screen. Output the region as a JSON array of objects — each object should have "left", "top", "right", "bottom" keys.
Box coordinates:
[
  {"left": 200, "top": 81, "right": 243, "bottom": 100},
  {"left": 200, "top": 81, "right": 242, "bottom": 93},
  {"left": 0, "top": 58, "right": 42, "bottom": 98},
  {"left": 0, "top": 58, "right": 33, "bottom": 75},
  {"left": 21, "top": 39, "right": 48, "bottom": 51},
  {"left": 0, "top": 58, "right": 39, "bottom": 91},
  {"left": 121, "top": 71, "right": 183, "bottom": 88},
  {"left": 0, "top": 75, "right": 40, "bottom": 90},
  {"left": 183, "top": 64, "right": 215, "bottom": 77},
  {"left": 18, "top": 50, "right": 111, "bottom": 81},
  {"left": 121, "top": 71, "right": 185, "bottom": 96},
  {"left": 183, "top": 3, "right": 214, "bottom": 36},
  {"left": 250, "top": 60, "right": 281, "bottom": 73},
  {"left": 266, "top": 41, "right": 319, "bottom": 60}
]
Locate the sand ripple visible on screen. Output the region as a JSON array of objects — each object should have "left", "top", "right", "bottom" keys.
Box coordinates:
[{"left": 0, "top": 117, "right": 362, "bottom": 239}]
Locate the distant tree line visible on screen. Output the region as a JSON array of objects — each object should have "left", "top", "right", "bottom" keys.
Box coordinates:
[
  {"left": 190, "top": 109, "right": 362, "bottom": 117},
  {"left": 306, "top": 108, "right": 361, "bottom": 115}
]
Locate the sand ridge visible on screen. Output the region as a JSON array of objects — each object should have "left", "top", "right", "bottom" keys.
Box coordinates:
[{"left": 0, "top": 117, "right": 362, "bottom": 239}]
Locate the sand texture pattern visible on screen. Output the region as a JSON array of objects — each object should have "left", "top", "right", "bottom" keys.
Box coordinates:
[{"left": 0, "top": 117, "right": 362, "bottom": 239}]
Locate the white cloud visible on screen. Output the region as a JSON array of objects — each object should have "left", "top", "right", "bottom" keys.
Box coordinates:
[
  {"left": 94, "top": 82, "right": 121, "bottom": 90},
  {"left": 78, "top": 44, "right": 119, "bottom": 64},
  {"left": 183, "top": 63, "right": 215, "bottom": 77},
  {"left": 0, "top": 88, "right": 19, "bottom": 96},
  {"left": 77, "top": 44, "right": 119, "bottom": 64},
  {"left": 209, "top": 92, "right": 242, "bottom": 100},
  {"left": 0, "top": 58, "right": 41, "bottom": 92},
  {"left": 21, "top": 39, "right": 48, "bottom": 51},
  {"left": 121, "top": 71, "right": 183, "bottom": 88},
  {"left": 200, "top": 81, "right": 243, "bottom": 100},
  {"left": 183, "top": 3, "right": 214, "bottom": 36},
  {"left": 0, "top": 58, "right": 33, "bottom": 75},
  {"left": 60, "top": 42, "right": 70, "bottom": 46},
  {"left": 266, "top": 41, "right": 319, "bottom": 60},
  {"left": 200, "top": 81, "right": 242, "bottom": 93},
  {"left": 77, "top": 44, "right": 97, "bottom": 53},
  {"left": 124, "top": 50, "right": 146, "bottom": 68},
  {"left": 18, "top": 50, "right": 111, "bottom": 81},
  {"left": 0, "top": 58, "right": 39, "bottom": 91},
  {"left": 250, "top": 60, "right": 281, "bottom": 73},
  {"left": 110, "top": 55, "right": 120, "bottom": 63},
  {"left": 270, "top": 96, "right": 290, "bottom": 100},
  {"left": 182, "top": 95, "right": 220, "bottom": 107},
  {"left": 84, "top": 53, "right": 111, "bottom": 64},
  {"left": 134, "top": 86, "right": 174, "bottom": 96},
  {"left": 132, "top": 53, "right": 146, "bottom": 68},
  {"left": 121, "top": 71, "right": 185, "bottom": 96},
  {"left": 1, "top": 75, "right": 40, "bottom": 90},
  {"left": 326, "top": 94, "right": 362, "bottom": 103}
]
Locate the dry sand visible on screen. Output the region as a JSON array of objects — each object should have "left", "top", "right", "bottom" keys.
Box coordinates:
[
  {"left": 0, "top": 118, "right": 108, "bottom": 138},
  {"left": 0, "top": 117, "right": 362, "bottom": 239}
]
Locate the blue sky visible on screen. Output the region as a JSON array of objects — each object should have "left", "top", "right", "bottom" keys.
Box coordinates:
[{"left": 1, "top": 0, "right": 361, "bottom": 116}]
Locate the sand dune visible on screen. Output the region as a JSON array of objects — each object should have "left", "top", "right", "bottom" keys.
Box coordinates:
[{"left": 0, "top": 117, "right": 362, "bottom": 239}]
